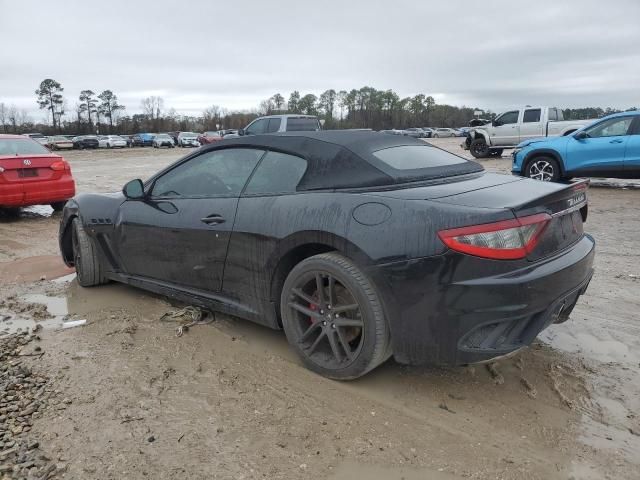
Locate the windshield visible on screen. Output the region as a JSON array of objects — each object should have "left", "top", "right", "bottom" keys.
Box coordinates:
[
  {"left": 110, "top": 135, "right": 123, "bottom": 140},
  {"left": 180, "top": 132, "right": 198, "bottom": 138},
  {"left": 157, "top": 135, "right": 171, "bottom": 139},
  {"left": 0, "top": 138, "right": 51, "bottom": 155},
  {"left": 53, "top": 136, "right": 68, "bottom": 141}
]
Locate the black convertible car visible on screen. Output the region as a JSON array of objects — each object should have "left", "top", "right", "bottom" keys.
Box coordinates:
[{"left": 58, "top": 131, "right": 595, "bottom": 379}]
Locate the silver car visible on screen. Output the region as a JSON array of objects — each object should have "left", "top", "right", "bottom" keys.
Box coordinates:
[{"left": 432, "top": 128, "right": 458, "bottom": 138}]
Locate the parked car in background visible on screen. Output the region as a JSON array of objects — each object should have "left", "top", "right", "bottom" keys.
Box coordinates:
[
  {"left": 120, "top": 135, "right": 133, "bottom": 147},
  {"left": 512, "top": 111, "right": 640, "bottom": 182},
  {"left": 432, "top": 128, "right": 458, "bottom": 138},
  {"left": 131, "top": 133, "right": 154, "bottom": 147},
  {"left": 228, "top": 115, "right": 321, "bottom": 138},
  {"left": 220, "top": 129, "right": 238, "bottom": 137},
  {"left": 72, "top": 135, "right": 99, "bottom": 149},
  {"left": 464, "top": 106, "right": 597, "bottom": 159},
  {"left": 153, "top": 134, "right": 176, "bottom": 148},
  {"left": 23, "top": 133, "right": 48, "bottom": 146},
  {"left": 420, "top": 128, "right": 434, "bottom": 138},
  {"left": 58, "top": 131, "right": 594, "bottom": 379},
  {"left": 177, "top": 132, "right": 201, "bottom": 147},
  {"left": 98, "top": 135, "right": 127, "bottom": 148},
  {"left": 0, "top": 134, "right": 75, "bottom": 212},
  {"left": 197, "top": 131, "right": 224, "bottom": 145},
  {"left": 403, "top": 128, "right": 426, "bottom": 138},
  {"left": 46, "top": 136, "right": 74, "bottom": 150}
]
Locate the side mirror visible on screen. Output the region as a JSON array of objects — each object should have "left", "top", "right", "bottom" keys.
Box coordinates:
[
  {"left": 574, "top": 131, "right": 588, "bottom": 140},
  {"left": 492, "top": 120, "right": 500, "bottom": 127},
  {"left": 238, "top": 128, "right": 245, "bottom": 136},
  {"left": 123, "top": 179, "right": 145, "bottom": 199}
]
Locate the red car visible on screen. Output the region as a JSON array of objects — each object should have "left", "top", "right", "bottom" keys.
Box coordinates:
[
  {"left": 0, "top": 134, "right": 75, "bottom": 212},
  {"left": 197, "top": 131, "right": 224, "bottom": 145}
]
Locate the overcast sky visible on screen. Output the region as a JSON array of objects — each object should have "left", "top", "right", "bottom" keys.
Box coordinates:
[{"left": 1, "top": 0, "right": 639, "bottom": 121}]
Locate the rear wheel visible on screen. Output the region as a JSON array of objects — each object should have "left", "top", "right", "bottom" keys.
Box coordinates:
[
  {"left": 281, "top": 253, "right": 391, "bottom": 380},
  {"left": 72, "top": 218, "right": 108, "bottom": 287},
  {"left": 50, "top": 201, "right": 66, "bottom": 212},
  {"left": 470, "top": 138, "right": 490, "bottom": 158},
  {"left": 525, "top": 156, "right": 561, "bottom": 182}
]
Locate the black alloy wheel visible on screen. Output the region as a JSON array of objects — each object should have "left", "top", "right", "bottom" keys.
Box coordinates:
[{"left": 281, "top": 253, "right": 391, "bottom": 380}]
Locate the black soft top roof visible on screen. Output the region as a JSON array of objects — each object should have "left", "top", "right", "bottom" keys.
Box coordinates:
[{"left": 203, "top": 130, "right": 483, "bottom": 191}]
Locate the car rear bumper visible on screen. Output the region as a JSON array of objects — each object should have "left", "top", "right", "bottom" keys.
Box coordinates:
[
  {"left": 1, "top": 178, "right": 76, "bottom": 207},
  {"left": 368, "top": 234, "right": 595, "bottom": 366}
]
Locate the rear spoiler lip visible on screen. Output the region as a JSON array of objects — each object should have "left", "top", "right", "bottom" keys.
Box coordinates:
[{"left": 513, "top": 178, "right": 589, "bottom": 218}]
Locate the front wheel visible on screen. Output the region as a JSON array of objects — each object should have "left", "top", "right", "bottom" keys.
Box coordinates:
[
  {"left": 525, "top": 156, "right": 561, "bottom": 182},
  {"left": 469, "top": 138, "right": 489, "bottom": 158},
  {"left": 281, "top": 253, "right": 392, "bottom": 380},
  {"left": 72, "top": 218, "right": 108, "bottom": 287},
  {"left": 489, "top": 148, "right": 504, "bottom": 157}
]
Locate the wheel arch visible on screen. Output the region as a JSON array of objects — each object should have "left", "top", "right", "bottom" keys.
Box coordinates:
[
  {"left": 523, "top": 149, "right": 566, "bottom": 176},
  {"left": 268, "top": 232, "right": 374, "bottom": 325}
]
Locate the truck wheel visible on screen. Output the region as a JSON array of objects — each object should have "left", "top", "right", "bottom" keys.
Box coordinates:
[
  {"left": 525, "top": 156, "right": 561, "bottom": 182},
  {"left": 489, "top": 149, "right": 504, "bottom": 157},
  {"left": 72, "top": 218, "right": 108, "bottom": 287},
  {"left": 281, "top": 253, "right": 392, "bottom": 380},
  {"left": 470, "top": 138, "right": 489, "bottom": 158},
  {"left": 50, "top": 202, "right": 66, "bottom": 212}
]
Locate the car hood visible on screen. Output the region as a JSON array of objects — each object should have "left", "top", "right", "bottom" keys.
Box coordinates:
[{"left": 517, "top": 135, "right": 570, "bottom": 149}]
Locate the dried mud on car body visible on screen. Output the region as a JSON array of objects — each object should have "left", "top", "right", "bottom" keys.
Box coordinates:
[{"left": 0, "top": 142, "right": 639, "bottom": 479}]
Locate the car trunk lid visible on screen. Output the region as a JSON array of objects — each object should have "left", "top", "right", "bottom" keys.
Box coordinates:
[
  {"left": 0, "top": 153, "right": 65, "bottom": 184},
  {"left": 430, "top": 177, "right": 589, "bottom": 260}
]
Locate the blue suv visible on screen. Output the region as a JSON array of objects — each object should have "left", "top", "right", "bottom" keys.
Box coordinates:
[{"left": 512, "top": 111, "right": 640, "bottom": 182}]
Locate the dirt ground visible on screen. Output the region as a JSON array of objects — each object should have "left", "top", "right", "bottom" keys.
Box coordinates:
[{"left": 1, "top": 140, "right": 639, "bottom": 479}]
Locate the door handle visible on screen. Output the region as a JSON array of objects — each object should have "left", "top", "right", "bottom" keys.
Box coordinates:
[
  {"left": 609, "top": 139, "right": 623, "bottom": 144},
  {"left": 201, "top": 214, "right": 225, "bottom": 225}
]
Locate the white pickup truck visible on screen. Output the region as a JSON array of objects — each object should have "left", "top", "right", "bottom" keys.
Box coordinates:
[{"left": 462, "top": 106, "right": 596, "bottom": 158}]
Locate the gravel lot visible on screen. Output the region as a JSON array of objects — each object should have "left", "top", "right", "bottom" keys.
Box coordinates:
[{"left": 0, "top": 139, "right": 639, "bottom": 479}]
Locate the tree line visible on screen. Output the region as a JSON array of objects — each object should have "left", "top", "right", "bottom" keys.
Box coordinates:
[{"left": 0, "top": 78, "right": 637, "bottom": 135}]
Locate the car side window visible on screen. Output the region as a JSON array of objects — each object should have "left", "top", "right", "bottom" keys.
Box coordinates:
[
  {"left": 523, "top": 109, "right": 541, "bottom": 123},
  {"left": 496, "top": 111, "right": 519, "bottom": 125},
  {"left": 151, "top": 148, "right": 265, "bottom": 198},
  {"left": 243, "top": 151, "right": 308, "bottom": 195},
  {"left": 266, "top": 118, "right": 281, "bottom": 133},
  {"left": 585, "top": 117, "right": 634, "bottom": 138},
  {"left": 245, "top": 119, "right": 267, "bottom": 135}
]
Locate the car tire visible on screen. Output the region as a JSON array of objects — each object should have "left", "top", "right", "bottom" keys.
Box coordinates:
[
  {"left": 280, "top": 252, "right": 392, "bottom": 380},
  {"left": 50, "top": 201, "right": 66, "bottom": 212},
  {"left": 489, "top": 148, "right": 504, "bottom": 157},
  {"left": 524, "top": 156, "right": 561, "bottom": 182},
  {"left": 470, "top": 138, "right": 490, "bottom": 159},
  {"left": 72, "top": 218, "right": 108, "bottom": 287}
]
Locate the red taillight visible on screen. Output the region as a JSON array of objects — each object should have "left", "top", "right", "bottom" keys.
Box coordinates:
[
  {"left": 50, "top": 160, "right": 71, "bottom": 171},
  {"left": 437, "top": 213, "right": 551, "bottom": 260}
]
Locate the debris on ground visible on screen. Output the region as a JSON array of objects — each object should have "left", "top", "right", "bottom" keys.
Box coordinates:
[
  {"left": 548, "top": 364, "right": 574, "bottom": 409},
  {"left": 520, "top": 376, "right": 537, "bottom": 399},
  {"left": 159, "top": 306, "right": 215, "bottom": 337},
  {"left": 61, "top": 319, "right": 86, "bottom": 329},
  {"left": 486, "top": 362, "right": 505, "bottom": 385},
  {"left": 0, "top": 329, "right": 61, "bottom": 478}
]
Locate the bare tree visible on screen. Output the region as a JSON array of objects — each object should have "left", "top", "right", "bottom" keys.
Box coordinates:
[
  {"left": 141, "top": 96, "right": 163, "bottom": 120},
  {"left": 0, "top": 103, "right": 7, "bottom": 133}
]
